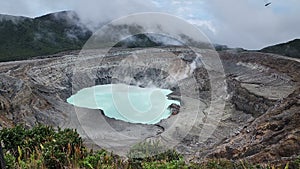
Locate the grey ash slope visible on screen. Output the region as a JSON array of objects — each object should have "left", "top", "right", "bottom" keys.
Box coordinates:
[
  {"left": 0, "top": 10, "right": 299, "bottom": 165},
  {"left": 206, "top": 51, "right": 300, "bottom": 164},
  {"left": 0, "top": 46, "right": 299, "bottom": 164}
]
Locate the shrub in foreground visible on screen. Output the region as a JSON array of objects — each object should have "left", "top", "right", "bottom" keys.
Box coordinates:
[{"left": 0, "top": 124, "right": 297, "bottom": 169}]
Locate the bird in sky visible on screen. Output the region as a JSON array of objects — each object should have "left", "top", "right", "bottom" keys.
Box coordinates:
[{"left": 265, "top": 2, "right": 272, "bottom": 6}]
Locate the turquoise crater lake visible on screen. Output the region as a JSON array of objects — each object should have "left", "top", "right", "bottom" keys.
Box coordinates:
[{"left": 67, "top": 84, "right": 180, "bottom": 124}]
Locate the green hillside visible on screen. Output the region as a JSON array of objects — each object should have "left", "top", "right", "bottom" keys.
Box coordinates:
[
  {"left": 0, "top": 11, "right": 92, "bottom": 62},
  {"left": 0, "top": 11, "right": 164, "bottom": 62},
  {"left": 1, "top": 10, "right": 298, "bottom": 62},
  {"left": 260, "top": 39, "right": 300, "bottom": 59}
]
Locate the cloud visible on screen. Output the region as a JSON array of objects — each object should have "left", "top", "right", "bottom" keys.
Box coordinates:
[
  {"left": 187, "top": 19, "right": 216, "bottom": 34},
  {"left": 0, "top": 0, "right": 70, "bottom": 17},
  {"left": 71, "top": 0, "right": 157, "bottom": 27},
  {"left": 0, "top": 0, "right": 157, "bottom": 20},
  {"left": 152, "top": 0, "right": 300, "bottom": 49},
  {"left": 204, "top": 0, "right": 300, "bottom": 49},
  {"left": 0, "top": 0, "right": 299, "bottom": 49},
  {"left": 0, "top": 0, "right": 159, "bottom": 31}
]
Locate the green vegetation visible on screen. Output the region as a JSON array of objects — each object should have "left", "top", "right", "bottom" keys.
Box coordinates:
[
  {"left": 0, "top": 125, "right": 84, "bottom": 168},
  {"left": 0, "top": 11, "right": 163, "bottom": 62},
  {"left": 115, "top": 33, "right": 161, "bottom": 48},
  {"left": 127, "top": 141, "right": 183, "bottom": 168},
  {"left": 260, "top": 39, "right": 300, "bottom": 59},
  {"left": 1, "top": 11, "right": 299, "bottom": 62},
  {"left": 0, "top": 124, "right": 297, "bottom": 169},
  {"left": 0, "top": 11, "right": 91, "bottom": 62}
]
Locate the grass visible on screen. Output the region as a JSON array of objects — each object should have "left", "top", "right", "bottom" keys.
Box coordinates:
[{"left": 0, "top": 124, "right": 298, "bottom": 169}]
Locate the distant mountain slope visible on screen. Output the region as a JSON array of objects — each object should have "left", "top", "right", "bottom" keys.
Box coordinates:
[
  {"left": 0, "top": 11, "right": 165, "bottom": 62},
  {"left": 0, "top": 11, "right": 92, "bottom": 62},
  {"left": 260, "top": 39, "right": 300, "bottom": 59},
  {"left": 2, "top": 10, "right": 298, "bottom": 62}
]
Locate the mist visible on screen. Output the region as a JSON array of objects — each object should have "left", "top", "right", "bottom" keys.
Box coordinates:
[
  {"left": 204, "top": 0, "right": 300, "bottom": 49},
  {"left": 0, "top": 0, "right": 299, "bottom": 49}
]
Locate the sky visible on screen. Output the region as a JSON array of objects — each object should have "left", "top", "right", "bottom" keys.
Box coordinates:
[{"left": 0, "top": 0, "right": 299, "bottom": 49}]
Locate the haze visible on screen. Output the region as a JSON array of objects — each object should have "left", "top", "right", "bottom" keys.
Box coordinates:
[{"left": 0, "top": 0, "right": 299, "bottom": 49}]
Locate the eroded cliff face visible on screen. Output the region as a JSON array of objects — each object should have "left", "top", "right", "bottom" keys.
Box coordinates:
[
  {"left": 206, "top": 52, "right": 300, "bottom": 164},
  {"left": 0, "top": 47, "right": 299, "bottom": 164},
  {"left": 209, "top": 88, "right": 300, "bottom": 164},
  {"left": 0, "top": 58, "right": 73, "bottom": 127}
]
